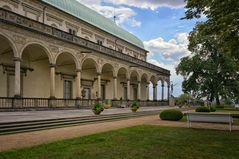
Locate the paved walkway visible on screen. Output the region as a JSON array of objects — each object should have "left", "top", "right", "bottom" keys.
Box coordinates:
[
  {"left": 0, "top": 106, "right": 174, "bottom": 123},
  {"left": 0, "top": 107, "right": 238, "bottom": 152}
]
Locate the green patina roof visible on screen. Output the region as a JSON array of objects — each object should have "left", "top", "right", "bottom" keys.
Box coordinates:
[{"left": 42, "top": 0, "right": 145, "bottom": 49}]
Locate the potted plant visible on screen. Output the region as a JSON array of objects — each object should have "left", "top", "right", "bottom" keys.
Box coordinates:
[
  {"left": 92, "top": 102, "right": 104, "bottom": 115},
  {"left": 130, "top": 101, "right": 139, "bottom": 112},
  {"left": 103, "top": 99, "right": 111, "bottom": 109}
]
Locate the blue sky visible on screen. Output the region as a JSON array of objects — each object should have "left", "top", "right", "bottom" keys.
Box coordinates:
[{"left": 78, "top": 0, "right": 200, "bottom": 97}]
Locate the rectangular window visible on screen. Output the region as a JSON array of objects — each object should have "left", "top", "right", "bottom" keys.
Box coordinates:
[
  {"left": 124, "top": 87, "right": 127, "bottom": 100},
  {"left": 64, "top": 80, "right": 72, "bottom": 99},
  {"left": 97, "top": 40, "right": 103, "bottom": 45},
  {"left": 69, "top": 28, "right": 76, "bottom": 35},
  {"left": 101, "top": 85, "right": 105, "bottom": 100}
]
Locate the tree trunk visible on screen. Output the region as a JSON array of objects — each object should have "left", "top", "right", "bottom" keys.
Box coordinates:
[{"left": 216, "top": 94, "right": 220, "bottom": 105}]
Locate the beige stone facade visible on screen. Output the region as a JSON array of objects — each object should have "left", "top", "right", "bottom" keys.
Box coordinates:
[{"left": 0, "top": 0, "right": 170, "bottom": 104}]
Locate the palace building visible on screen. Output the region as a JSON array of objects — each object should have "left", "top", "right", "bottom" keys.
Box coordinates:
[{"left": 0, "top": 0, "right": 170, "bottom": 108}]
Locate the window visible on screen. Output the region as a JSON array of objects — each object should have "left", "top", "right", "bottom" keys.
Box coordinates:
[
  {"left": 69, "top": 28, "right": 76, "bottom": 35},
  {"left": 64, "top": 80, "right": 72, "bottom": 99},
  {"left": 97, "top": 40, "right": 103, "bottom": 45},
  {"left": 101, "top": 85, "right": 105, "bottom": 100}
]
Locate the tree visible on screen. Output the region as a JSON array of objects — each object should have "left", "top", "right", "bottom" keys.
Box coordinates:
[
  {"left": 176, "top": 25, "right": 239, "bottom": 105},
  {"left": 182, "top": 0, "right": 239, "bottom": 60}
]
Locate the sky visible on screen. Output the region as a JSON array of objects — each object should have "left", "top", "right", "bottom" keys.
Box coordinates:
[{"left": 77, "top": 0, "right": 201, "bottom": 97}]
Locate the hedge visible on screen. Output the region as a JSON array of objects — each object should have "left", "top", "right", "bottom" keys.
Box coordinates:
[
  {"left": 195, "top": 106, "right": 210, "bottom": 112},
  {"left": 160, "top": 109, "right": 183, "bottom": 121}
]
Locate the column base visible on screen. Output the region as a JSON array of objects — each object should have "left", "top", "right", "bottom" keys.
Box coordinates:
[
  {"left": 14, "top": 95, "right": 22, "bottom": 98},
  {"left": 49, "top": 96, "right": 56, "bottom": 99}
]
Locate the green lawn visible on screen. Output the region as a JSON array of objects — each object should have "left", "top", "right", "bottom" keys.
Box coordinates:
[{"left": 1, "top": 125, "right": 239, "bottom": 159}]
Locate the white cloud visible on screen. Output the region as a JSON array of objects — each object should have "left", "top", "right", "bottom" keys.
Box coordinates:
[
  {"left": 103, "top": 0, "right": 185, "bottom": 10},
  {"left": 144, "top": 33, "right": 190, "bottom": 61},
  {"left": 145, "top": 33, "right": 191, "bottom": 96},
  {"left": 77, "top": 0, "right": 141, "bottom": 27}
]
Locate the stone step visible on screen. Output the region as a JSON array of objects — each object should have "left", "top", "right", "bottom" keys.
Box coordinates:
[{"left": 0, "top": 111, "right": 159, "bottom": 135}]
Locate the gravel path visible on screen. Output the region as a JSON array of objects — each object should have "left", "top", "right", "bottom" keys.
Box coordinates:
[{"left": 0, "top": 115, "right": 238, "bottom": 152}]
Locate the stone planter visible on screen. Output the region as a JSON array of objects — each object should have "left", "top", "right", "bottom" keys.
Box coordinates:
[
  {"left": 92, "top": 109, "right": 102, "bottom": 115},
  {"left": 131, "top": 107, "right": 138, "bottom": 112}
]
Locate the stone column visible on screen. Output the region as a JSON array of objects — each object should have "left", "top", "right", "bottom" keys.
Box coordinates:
[
  {"left": 49, "top": 64, "right": 56, "bottom": 98},
  {"left": 76, "top": 69, "right": 81, "bottom": 99},
  {"left": 14, "top": 57, "right": 21, "bottom": 98},
  {"left": 162, "top": 84, "right": 164, "bottom": 100},
  {"left": 113, "top": 76, "right": 117, "bottom": 99},
  {"left": 127, "top": 79, "right": 130, "bottom": 100},
  {"left": 97, "top": 73, "right": 101, "bottom": 100},
  {"left": 137, "top": 81, "right": 141, "bottom": 100},
  {"left": 153, "top": 84, "right": 158, "bottom": 101},
  {"left": 167, "top": 85, "right": 170, "bottom": 100},
  {"left": 146, "top": 82, "right": 150, "bottom": 100}
]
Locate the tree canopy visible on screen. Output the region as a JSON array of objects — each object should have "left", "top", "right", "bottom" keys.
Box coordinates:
[
  {"left": 176, "top": 24, "right": 239, "bottom": 104},
  {"left": 182, "top": 0, "right": 239, "bottom": 59}
]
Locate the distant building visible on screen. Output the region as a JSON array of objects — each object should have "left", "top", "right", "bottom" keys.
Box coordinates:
[{"left": 0, "top": 0, "right": 170, "bottom": 108}]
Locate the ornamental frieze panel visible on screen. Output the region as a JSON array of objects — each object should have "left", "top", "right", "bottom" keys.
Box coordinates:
[
  {"left": 13, "top": 35, "right": 26, "bottom": 45},
  {"left": 49, "top": 45, "right": 59, "bottom": 54}
]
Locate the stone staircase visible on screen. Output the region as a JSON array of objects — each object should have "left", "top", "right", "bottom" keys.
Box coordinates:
[{"left": 0, "top": 110, "right": 160, "bottom": 135}]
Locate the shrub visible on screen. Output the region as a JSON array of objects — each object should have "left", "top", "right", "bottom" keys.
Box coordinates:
[
  {"left": 209, "top": 107, "right": 216, "bottom": 112},
  {"left": 92, "top": 103, "right": 104, "bottom": 112},
  {"left": 160, "top": 109, "right": 183, "bottom": 121},
  {"left": 195, "top": 106, "right": 210, "bottom": 112},
  {"left": 131, "top": 101, "right": 139, "bottom": 109},
  {"left": 215, "top": 105, "right": 224, "bottom": 109}
]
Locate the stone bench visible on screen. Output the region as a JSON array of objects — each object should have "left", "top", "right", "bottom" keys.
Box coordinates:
[{"left": 186, "top": 113, "right": 233, "bottom": 131}]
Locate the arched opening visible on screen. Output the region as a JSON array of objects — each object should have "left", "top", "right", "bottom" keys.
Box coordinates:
[
  {"left": 101, "top": 63, "right": 114, "bottom": 100},
  {"left": 81, "top": 58, "right": 98, "bottom": 99},
  {"left": 158, "top": 80, "right": 162, "bottom": 100},
  {"left": 141, "top": 73, "right": 148, "bottom": 100},
  {"left": 164, "top": 80, "right": 169, "bottom": 100},
  {"left": 55, "top": 53, "right": 77, "bottom": 99},
  {"left": 130, "top": 71, "right": 139, "bottom": 100},
  {"left": 149, "top": 76, "right": 156, "bottom": 100},
  {"left": 117, "top": 67, "right": 127, "bottom": 100},
  {"left": 0, "top": 35, "right": 15, "bottom": 97},
  {"left": 21, "top": 44, "right": 51, "bottom": 98}
]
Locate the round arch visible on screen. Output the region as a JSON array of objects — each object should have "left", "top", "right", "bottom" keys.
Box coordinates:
[
  {"left": 20, "top": 42, "right": 53, "bottom": 63},
  {"left": 55, "top": 51, "right": 80, "bottom": 69},
  {"left": 129, "top": 70, "right": 140, "bottom": 81},
  {"left": 101, "top": 63, "right": 116, "bottom": 77},
  {"left": 116, "top": 67, "right": 128, "bottom": 78},
  {"left": 81, "top": 57, "right": 99, "bottom": 73},
  {"left": 0, "top": 32, "right": 18, "bottom": 58},
  {"left": 141, "top": 73, "right": 149, "bottom": 82},
  {"left": 149, "top": 75, "right": 157, "bottom": 84}
]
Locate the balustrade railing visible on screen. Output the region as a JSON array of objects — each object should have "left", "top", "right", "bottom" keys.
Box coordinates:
[{"left": 0, "top": 97, "right": 169, "bottom": 110}]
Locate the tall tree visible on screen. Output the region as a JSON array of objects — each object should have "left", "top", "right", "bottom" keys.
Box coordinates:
[
  {"left": 182, "top": 0, "right": 239, "bottom": 60},
  {"left": 176, "top": 24, "right": 239, "bottom": 104}
]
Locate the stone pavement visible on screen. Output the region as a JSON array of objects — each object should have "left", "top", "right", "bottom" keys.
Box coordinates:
[{"left": 0, "top": 106, "right": 175, "bottom": 123}]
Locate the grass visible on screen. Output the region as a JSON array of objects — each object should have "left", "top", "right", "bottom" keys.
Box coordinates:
[{"left": 1, "top": 125, "right": 239, "bottom": 159}]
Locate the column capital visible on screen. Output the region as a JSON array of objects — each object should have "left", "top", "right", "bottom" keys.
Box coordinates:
[
  {"left": 97, "top": 73, "right": 101, "bottom": 76},
  {"left": 76, "top": 69, "right": 82, "bottom": 72},
  {"left": 49, "top": 63, "right": 56, "bottom": 68},
  {"left": 127, "top": 78, "right": 130, "bottom": 81},
  {"left": 137, "top": 81, "right": 141, "bottom": 84},
  {"left": 162, "top": 84, "right": 165, "bottom": 87},
  {"left": 13, "top": 57, "right": 22, "bottom": 62},
  {"left": 113, "top": 76, "right": 117, "bottom": 79}
]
